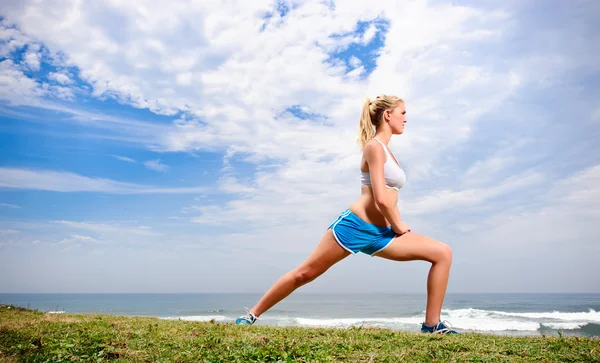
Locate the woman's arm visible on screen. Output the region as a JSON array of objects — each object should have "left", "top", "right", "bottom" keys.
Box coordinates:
[{"left": 364, "top": 141, "right": 410, "bottom": 234}]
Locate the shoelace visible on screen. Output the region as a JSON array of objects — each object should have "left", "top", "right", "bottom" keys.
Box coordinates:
[
  {"left": 432, "top": 320, "right": 453, "bottom": 334},
  {"left": 242, "top": 307, "right": 257, "bottom": 322}
]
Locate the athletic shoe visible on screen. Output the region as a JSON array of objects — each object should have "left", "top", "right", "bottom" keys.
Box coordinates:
[
  {"left": 235, "top": 308, "right": 257, "bottom": 325},
  {"left": 421, "top": 320, "right": 458, "bottom": 334}
]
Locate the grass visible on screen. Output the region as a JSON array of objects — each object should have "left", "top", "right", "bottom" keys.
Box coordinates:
[{"left": 0, "top": 304, "right": 598, "bottom": 362}]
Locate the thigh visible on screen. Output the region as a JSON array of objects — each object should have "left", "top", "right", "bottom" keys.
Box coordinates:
[
  {"left": 297, "top": 229, "right": 351, "bottom": 274},
  {"left": 372, "top": 231, "right": 451, "bottom": 263}
]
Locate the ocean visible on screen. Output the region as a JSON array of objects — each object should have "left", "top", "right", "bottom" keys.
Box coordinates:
[{"left": 1, "top": 293, "right": 598, "bottom": 338}]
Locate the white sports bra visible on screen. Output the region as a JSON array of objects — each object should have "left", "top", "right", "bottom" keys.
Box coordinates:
[{"left": 360, "top": 137, "right": 406, "bottom": 191}]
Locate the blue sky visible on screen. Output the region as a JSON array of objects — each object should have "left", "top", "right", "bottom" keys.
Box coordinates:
[{"left": 0, "top": 0, "right": 599, "bottom": 293}]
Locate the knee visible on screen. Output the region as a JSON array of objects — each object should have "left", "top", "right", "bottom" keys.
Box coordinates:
[
  {"left": 442, "top": 244, "right": 453, "bottom": 263},
  {"left": 436, "top": 243, "right": 452, "bottom": 264},
  {"left": 292, "top": 267, "right": 319, "bottom": 286}
]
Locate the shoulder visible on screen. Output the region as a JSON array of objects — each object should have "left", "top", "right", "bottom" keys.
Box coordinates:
[
  {"left": 363, "top": 140, "right": 385, "bottom": 162},
  {"left": 363, "top": 139, "right": 384, "bottom": 153}
]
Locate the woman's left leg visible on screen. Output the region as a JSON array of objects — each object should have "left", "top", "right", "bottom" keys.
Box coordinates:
[
  {"left": 372, "top": 232, "right": 453, "bottom": 327},
  {"left": 248, "top": 228, "right": 350, "bottom": 318}
]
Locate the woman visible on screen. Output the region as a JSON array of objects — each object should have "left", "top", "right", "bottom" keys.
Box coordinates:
[{"left": 235, "top": 95, "right": 457, "bottom": 334}]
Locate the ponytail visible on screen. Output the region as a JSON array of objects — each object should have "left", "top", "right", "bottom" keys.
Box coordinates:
[
  {"left": 357, "top": 98, "right": 374, "bottom": 149},
  {"left": 356, "top": 94, "right": 404, "bottom": 149}
]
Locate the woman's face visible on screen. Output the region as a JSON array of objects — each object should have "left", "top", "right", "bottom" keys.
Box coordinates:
[{"left": 385, "top": 102, "right": 407, "bottom": 134}]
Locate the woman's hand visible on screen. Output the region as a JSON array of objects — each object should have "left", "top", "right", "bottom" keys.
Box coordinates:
[{"left": 393, "top": 221, "right": 411, "bottom": 236}]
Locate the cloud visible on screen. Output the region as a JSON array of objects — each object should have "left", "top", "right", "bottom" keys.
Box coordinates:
[
  {"left": 0, "top": 203, "right": 20, "bottom": 209},
  {"left": 58, "top": 234, "right": 97, "bottom": 247},
  {"left": 361, "top": 23, "right": 378, "bottom": 45},
  {"left": 0, "top": 24, "right": 81, "bottom": 105},
  {"left": 111, "top": 155, "right": 169, "bottom": 172},
  {"left": 0, "top": 59, "right": 46, "bottom": 105},
  {"left": 50, "top": 221, "right": 162, "bottom": 247},
  {"left": 111, "top": 155, "right": 137, "bottom": 163},
  {"left": 23, "top": 43, "right": 41, "bottom": 70},
  {"left": 0, "top": 167, "right": 207, "bottom": 194},
  {"left": 348, "top": 56, "right": 362, "bottom": 68},
  {"left": 0, "top": 20, "right": 34, "bottom": 56},
  {"left": 0, "top": 218, "right": 164, "bottom": 252},
  {"left": 0, "top": 85, "right": 169, "bottom": 150},
  {"left": 448, "top": 163, "right": 600, "bottom": 292},
  {"left": 0, "top": 57, "right": 79, "bottom": 105},
  {"left": 405, "top": 171, "right": 546, "bottom": 215},
  {"left": 555, "top": 164, "right": 600, "bottom": 215},
  {"left": 48, "top": 71, "right": 73, "bottom": 85},
  {"left": 143, "top": 159, "right": 169, "bottom": 172}
]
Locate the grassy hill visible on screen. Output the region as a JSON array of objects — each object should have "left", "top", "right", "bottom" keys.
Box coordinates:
[{"left": 1, "top": 304, "right": 598, "bottom": 362}]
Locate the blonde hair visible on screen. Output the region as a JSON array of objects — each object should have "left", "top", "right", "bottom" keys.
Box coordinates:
[{"left": 357, "top": 94, "right": 404, "bottom": 149}]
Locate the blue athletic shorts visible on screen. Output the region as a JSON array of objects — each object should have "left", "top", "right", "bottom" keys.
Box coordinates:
[{"left": 327, "top": 209, "right": 396, "bottom": 256}]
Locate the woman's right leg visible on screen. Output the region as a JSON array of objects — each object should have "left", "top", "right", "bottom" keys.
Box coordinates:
[
  {"left": 371, "top": 232, "right": 453, "bottom": 327},
  {"left": 248, "top": 228, "right": 351, "bottom": 317}
]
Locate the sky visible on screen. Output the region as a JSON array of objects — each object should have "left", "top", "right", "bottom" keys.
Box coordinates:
[{"left": 0, "top": 0, "right": 599, "bottom": 294}]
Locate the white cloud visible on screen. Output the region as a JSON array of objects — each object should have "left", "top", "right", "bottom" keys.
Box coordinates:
[
  {"left": 111, "top": 155, "right": 137, "bottom": 163},
  {"left": 361, "top": 22, "right": 378, "bottom": 45},
  {"left": 345, "top": 65, "right": 365, "bottom": 80},
  {"left": 217, "top": 175, "right": 257, "bottom": 195},
  {"left": 555, "top": 164, "right": 600, "bottom": 214},
  {"left": 0, "top": 58, "right": 76, "bottom": 104},
  {"left": 0, "top": 203, "right": 20, "bottom": 209},
  {"left": 456, "top": 164, "right": 600, "bottom": 245},
  {"left": 143, "top": 159, "right": 169, "bottom": 172},
  {"left": 0, "top": 219, "right": 165, "bottom": 253},
  {"left": 0, "top": 21, "right": 33, "bottom": 56},
  {"left": 405, "top": 171, "right": 546, "bottom": 215},
  {"left": 449, "top": 163, "right": 600, "bottom": 292},
  {"left": 23, "top": 43, "right": 41, "bottom": 70},
  {"left": 59, "top": 234, "right": 97, "bottom": 246},
  {"left": 0, "top": 59, "right": 46, "bottom": 105},
  {"left": 48, "top": 71, "right": 73, "bottom": 85},
  {"left": 54, "top": 221, "right": 161, "bottom": 237},
  {"left": 42, "top": 82, "right": 75, "bottom": 100},
  {"left": 0, "top": 167, "right": 206, "bottom": 194},
  {"left": 112, "top": 155, "right": 170, "bottom": 173},
  {"left": 460, "top": 139, "right": 543, "bottom": 187},
  {"left": 348, "top": 56, "right": 362, "bottom": 69}
]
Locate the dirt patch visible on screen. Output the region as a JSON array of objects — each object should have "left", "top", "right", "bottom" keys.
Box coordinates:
[{"left": 254, "top": 336, "right": 271, "bottom": 345}]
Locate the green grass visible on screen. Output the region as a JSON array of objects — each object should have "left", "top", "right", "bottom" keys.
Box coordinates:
[{"left": 0, "top": 304, "right": 598, "bottom": 362}]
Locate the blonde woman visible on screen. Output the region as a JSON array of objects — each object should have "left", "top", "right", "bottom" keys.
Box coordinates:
[{"left": 236, "top": 95, "right": 457, "bottom": 334}]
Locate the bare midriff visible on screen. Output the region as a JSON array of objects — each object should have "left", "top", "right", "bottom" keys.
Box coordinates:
[{"left": 348, "top": 185, "right": 398, "bottom": 228}]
